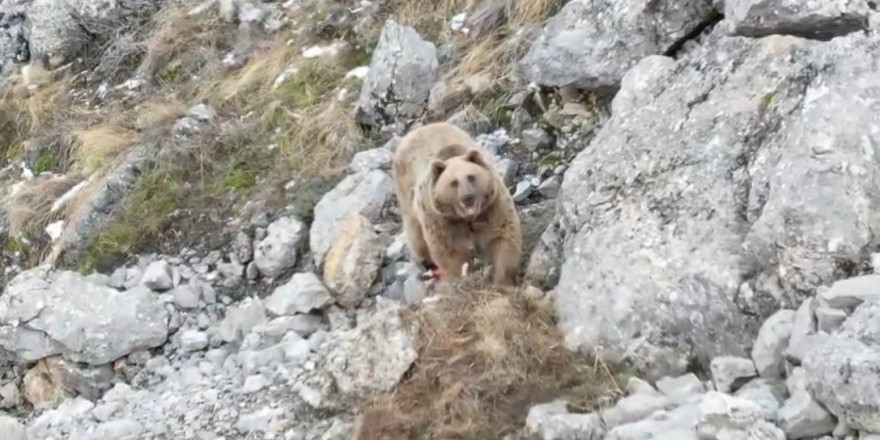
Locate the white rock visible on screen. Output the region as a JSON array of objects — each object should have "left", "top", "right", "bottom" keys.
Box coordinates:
[
  {"left": 779, "top": 368, "right": 835, "bottom": 439},
  {"left": 171, "top": 284, "right": 200, "bottom": 309},
  {"left": 819, "top": 275, "right": 880, "bottom": 309},
  {"left": 180, "top": 330, "right": 209, "bottom": 353},
  {"left": 527, "top": 400, "right": 605, "bottom": 440},
  {"left": 656, "top": 373, "right": 706, "bottom": 404},
  {"left": 785, "top": 299, "right": 817, "bottom": 364},
  {"left": 242, "top": 374, "right": 268, "bottom": 394},
  {"left": 696, "top": 391, "right": 768, "bottom": 439},
  {"left": 751, "top": 309, "right": 795, "bottom": 378},
  {"left": 141, "top": 260, "right": 174, "bottom": 291},
  {"left": 265, "top": 272, "right": 332, "bottom": 316},
  {"left": 710, "top": 356, "right": 757, "bottom": 393},
  {"left": 253, "top": 216, "right": 306, "bottom": 278},
  {"left": 815, "top": 306, "right": 847, "bottom": 334}
]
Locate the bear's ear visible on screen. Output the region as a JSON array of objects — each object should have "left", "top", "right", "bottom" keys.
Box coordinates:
[
  {"left": 430, "top": 159, "right": 447, "bottom": 181},
  {"left": 464, "top": 148, "right": 487, "bottom": 166}
]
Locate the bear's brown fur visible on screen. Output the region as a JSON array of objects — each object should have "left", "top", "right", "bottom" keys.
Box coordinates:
[{"left": 392, "top": 122, "right": 522, "bottom": 286}]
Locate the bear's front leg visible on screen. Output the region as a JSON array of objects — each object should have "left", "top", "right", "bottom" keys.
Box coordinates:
[
  {"left": 484, "top": 236, "right": 521, "bottom": 287},
  {"left": 422, "top": 220, "right": 470, "bottom": 285}
]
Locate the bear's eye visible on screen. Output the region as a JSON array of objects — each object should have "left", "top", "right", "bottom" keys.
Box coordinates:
[
  {"left": 466, "top": 174, "right": 476, "bottom": 183},
  {"left": 451, "top": 180, "right": 459, "bottom": 188}
]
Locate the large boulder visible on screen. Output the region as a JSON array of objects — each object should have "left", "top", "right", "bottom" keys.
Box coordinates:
[
  {"left": 553, "top": 30, "right": 880, "bottom": 378},
  {"left": 803, "top": 300, "right": 880, "bottom": 432},
  {"left": 0, "top": 266, "right": 169, "bottom": 365},
  {"left": 25, "top": 0, "right": 159, "bottom": 59},
  {"left": 322, "top": 214, "right": 386, "bottom": 309},
  {"left": 725, "top": 0, "right": 871, "bottom": 40},
  {"left": 355, "top": 19, "right": 438, "bottom": 128},
  {"left": 309, "top": 169, "right": 394, "bottom": 268},
  {"left": 319, "top": 304, "right": 418, "bottom": 398},
  {"left": 518, "top": 0, "right": 717, "bottom": 90}
]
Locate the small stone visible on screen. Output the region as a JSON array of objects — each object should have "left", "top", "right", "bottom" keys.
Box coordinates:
[
  {"left": 348, "top": 147, "right": 394, "bottom": 173},
  {"left": 194, "top": 279, "right": 217, "bottom": 304},
  {"left": 602, "top": 392, "right": 675, "bottom": 428},
  {"left": 832, "top": 420, "right": 855, "bottom": 437},
  {"left": 537, "top": 175, "right": 562, "bottom": 199},
  {"left": 171, "top": 284, "right": 200, "bottom": 310},
  {"left": 402, "top": 272, "right": 428, "bottom": 305},
  {"left": 819, "top": 275, "right": 880, "bottom": 310},
  {"left": 491, "top": 157, "right": 519, "bottom": 186},
  {"left": 109, "top": 267, "right": 127, "bottom": 289},
  {"left": 521, "top": 127, "right": 553, "bottom": 151},
  {"left": 785, "top": 299, "right": 817, "bottom": 364},
  {"left": 513, "top": 180, "right": 534, "bottom": 203},
  {"left": 625, "top": 377, "right": 658, "bottom": 396},
  {"left": 696, "top": 391, "right": 767, "bottom": 439},
  {"left": 815, "top": 307, "right": 847, "bottom": 334},
  {"left": 656, "top": 373, "right": 706, "bottom": 405},
  {"left": 180, "top": 330, "right": 209, "bottom": 353},
  {"left": 526, "top": 400, "right": 605, "bottom": 440},
  {"left": 254, "top": 216, "right": 306, "bottom": 278},
  {"left": 236, "top": 407, "right": 284, "bottom": 434},
  {"left": 141, "top": 260, "right": 174, "bottom": 291},
  {"left": 752, "top": 309, "right": 796, "bottom": 378},
  {"left": 242, "top": 374, "right": 269, "bottom": 394},
  {"left": 94, "top": 419, "right": 144, "bottom": 439},
  {"left": 266, "top": 272, "right": 333, "bottom": 316},
  {"left": 246, "top": 262, "right": 260, "bottom": 280},
  {"left": 233, "top": 231, "right": 254, "bottom": 264},
  {"left": 747, "top": 420, "right": 786, "bottom": 440},
  {"left": 710, "top": 356, "right": 757, "bottom": 393},
  {"left": 385, "top": 233, "right": 408, "bottom": 262},
  {"left": 219, "top": 297, "right": 268, "bottom": 343},
  {"left": 0, "top": 381, "right": 21, "bottom": 409},
  {"left": 92, "top": 402, "right": 122, "bottom": 422},
  {"left": 779, "top": 368, "right": 835, "bottom": 439},
  {"left": 734, "top": 378, "right": 785, "bottom": 419}
]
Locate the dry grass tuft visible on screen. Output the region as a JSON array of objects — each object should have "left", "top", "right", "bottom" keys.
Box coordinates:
[
  {"left": 2, "top": 174, "right": 80, "bottom": 238},
  {"left": 276, "top": 100, "right": 363, "bottom": 176},
  {"left": 0, "top": 77, "right": 73, "bottom": 161},
  {"left": 356, "top": 282, "right": 625, "bottom": 439},
  {"left": 138, "top": 6, "right": 233, "bottom": 84},
  {"left": 446, "top": 0, "right": 563, "bottom": 80},
  {"left": 72, "top": 124, "right": 142, "bottom": 173}
]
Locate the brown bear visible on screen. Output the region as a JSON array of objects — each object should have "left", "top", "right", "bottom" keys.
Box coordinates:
[{"left": 392, "top": 122, "right": 522, "bottom": 286}]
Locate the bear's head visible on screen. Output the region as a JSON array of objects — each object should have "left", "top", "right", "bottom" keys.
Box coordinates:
[{"left": 431, "top": 146, "right": 497, "bottom": 219}]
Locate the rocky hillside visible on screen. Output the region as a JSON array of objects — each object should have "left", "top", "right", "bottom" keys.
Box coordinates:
[{"left": 2, "top": 0, "right": 880, "bottom": 439}]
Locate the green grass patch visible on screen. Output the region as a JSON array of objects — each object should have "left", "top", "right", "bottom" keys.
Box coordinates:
[{"left": 33, "top": 151, "right": 55, "bottom": 174}]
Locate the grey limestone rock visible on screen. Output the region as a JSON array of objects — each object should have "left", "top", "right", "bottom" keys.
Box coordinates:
[
  {"left": 518, "top": 0, "right": 717, "bottom": 90},
  {"left": 553, "top": 30, "right": 880, "bottom": 378},
  {"left": 725, "top": 0, "right": 871, "bottom": 40},
  {"left": 355, "top": 19, "right": 438, "bottom": 128}
]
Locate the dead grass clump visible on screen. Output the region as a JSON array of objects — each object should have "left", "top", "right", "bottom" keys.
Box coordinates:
[
  {"left": 276, "top": 100, "right": 362, "bottom": 175},
  {"left": 0, "top": 78, "right": 73, "bottom": 162},
  {"left": 2, "top": 174, "right": 80, "bottom": 239},
  {"left": 449, "top": 0, "right": 563, "bottom": 79},
  {"left": 356, "top": 283, "right": 625, "bottom": 439},
  {"left": 382, "top": 0, "right": 470, "bottom": 39},
  {"left": 138, "top": 6, "right": 235, "bottom": 85},
  {"left": 72, "top": 124, "right": 142, "bottom": 173}
]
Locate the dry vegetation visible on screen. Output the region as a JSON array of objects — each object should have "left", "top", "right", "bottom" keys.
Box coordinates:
[{"left": 354, "top": 280, "right": 626, "bottom": 440}]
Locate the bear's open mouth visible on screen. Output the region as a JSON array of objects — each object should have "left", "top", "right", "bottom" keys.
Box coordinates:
[{"left": 461, "top": 198, "right": 479, "bottom": 217}]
